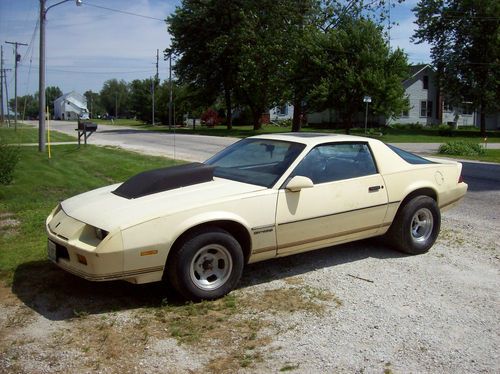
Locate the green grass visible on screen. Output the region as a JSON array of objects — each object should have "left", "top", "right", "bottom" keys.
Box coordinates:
[
  {"left": 92, "top": 118, "right": 145, "bottom": 126},
  {"left": 435, "top": 149, "right": 500, "bottom": 163},
  {"left": 0, "top": 125, "right": 76, "bottom": 144},
  {"left": 113, "top": 121, "right": 500, "bottom": 143},
  {"left": 0, "top": 144, "right": 179, "bottom": 282}
]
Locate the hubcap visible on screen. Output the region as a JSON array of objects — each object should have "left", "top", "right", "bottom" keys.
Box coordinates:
[
  {"left": 190, "top": 244, "right": 233, "bottom": 291},
  {"left": 410, "top": 208, "right": 434, "bottom": 243}
]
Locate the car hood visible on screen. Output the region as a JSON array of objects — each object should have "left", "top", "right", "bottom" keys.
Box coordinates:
[{"left": 61, "top": 178, "right": 267, "bottom": 231}]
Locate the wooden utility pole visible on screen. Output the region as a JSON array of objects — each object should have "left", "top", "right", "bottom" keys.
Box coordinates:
[
  {"left": 5, "top": 41, "right": 28, "bottom": 129},
  {"left": 0, "top": 46, "right": 4, "bottom": 124}
]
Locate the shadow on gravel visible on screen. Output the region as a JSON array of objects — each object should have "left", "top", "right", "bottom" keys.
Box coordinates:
[{"left": 12, "top": 240, "right": 404, "bottom": 321}]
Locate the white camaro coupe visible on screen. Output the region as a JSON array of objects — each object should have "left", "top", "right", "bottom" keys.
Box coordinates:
[{"left": 46, "top": 133, "right": 467, "bottom": 300}]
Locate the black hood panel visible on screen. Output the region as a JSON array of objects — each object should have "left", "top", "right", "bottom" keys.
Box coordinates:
[{"left": 113, "top": 162, "right": 215, "bottom": 199}]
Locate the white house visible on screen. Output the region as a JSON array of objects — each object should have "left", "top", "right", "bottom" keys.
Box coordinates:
[
  {"left": 54, "top": 91, "right": 89, "bottom": 120},
  {"left": 269, "top": 103, "right": 294, "bottom": 122},
  {"left": 389, "top": 64, "right": 499, "bottom": 129}
]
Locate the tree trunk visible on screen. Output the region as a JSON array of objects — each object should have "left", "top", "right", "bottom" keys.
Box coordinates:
[
  {"left": 480, "top": 110, "right": 486, "bottom": 137},
  {"left": 252, "top": 109, "right": 262, "bottom": 131},
  {"left": 224, "top": 88, "right": 232, "bottom": 130},
  {"left": 292, "top": 97, "right": 302, "bottom": 132}
]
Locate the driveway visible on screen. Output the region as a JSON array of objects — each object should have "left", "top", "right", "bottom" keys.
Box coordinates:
[{"left": 2, "top": 121, "right": 498, "bottom": 373}]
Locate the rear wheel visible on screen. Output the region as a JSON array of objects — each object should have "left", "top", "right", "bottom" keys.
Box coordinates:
[
  {"left": 386, "top": 195, "right": 440, "bottom": 254},
  {"left": 167, "top": 227, "right": 244, "bottom": 301}
]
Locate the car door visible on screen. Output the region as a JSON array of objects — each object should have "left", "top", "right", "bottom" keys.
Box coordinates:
[{"left": 276, "top": 142, "right": 389, "bottom": 256}]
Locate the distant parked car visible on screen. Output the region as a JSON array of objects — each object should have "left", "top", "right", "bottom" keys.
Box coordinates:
[
  {"left": 79, "top": 112, "right": 90, "bottom": 120},
  {"left": 46, "top": 133, "right": 467, "bottom": 300}
]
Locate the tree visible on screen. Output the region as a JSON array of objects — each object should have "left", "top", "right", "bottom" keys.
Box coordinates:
[
  {"left": 83, "top": 90, "right": 104, "bottom": 118},
  {"left": 306, "top": 18, "right": 409, "bottom": 133},
  {"left": 45, "top": 86, "right": 62, "bottom": 116},
  {"left": 413, "top": 0, "right": 500, "bottom": 135},
  {"left": 99, "top": 79, "right": 130, "bottom": 118},
  {"left": 168, "top": 0, "right": 244, "bottom": 129},
  {"left": 129, "top": 78, "right": 154, "bottom": 123},
  {"left": 9, "top": 94, "right": 38, "bottom": 119}
]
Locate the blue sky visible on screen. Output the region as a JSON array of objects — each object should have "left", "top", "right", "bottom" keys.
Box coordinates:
[{"left": 0, "top": 0, "right": 430, "bottom": 100}]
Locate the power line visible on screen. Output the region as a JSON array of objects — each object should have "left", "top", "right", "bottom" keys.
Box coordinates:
[
  {"left": 82, "top": 2, "right": 165, "bottom": 22},
  {"left": 17, "top": 65, "right": 154, "bottom": 74}
]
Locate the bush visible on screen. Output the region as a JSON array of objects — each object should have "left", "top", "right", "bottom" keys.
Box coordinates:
[
  {"left": 200, "top": 108, "right": 222, "bottom": 127},
  {"left": 438, "top": 141, "right": 485, "bottom": 156},
  {"left": 438, "top": 124, "right": 454, "bottom": 137},
  {"left": 0, "top": 141, "right": 20, "bottom": 185}
]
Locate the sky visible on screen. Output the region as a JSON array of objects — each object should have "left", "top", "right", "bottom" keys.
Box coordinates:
[{"left": 0, "top": 0, "right": 431, "bottom": 102}]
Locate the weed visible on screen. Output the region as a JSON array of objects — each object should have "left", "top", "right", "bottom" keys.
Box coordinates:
[
  {"left": 439, "top": 141, "right": 485, "bottom": 156},
  {"left": 280, "top": 363, "right": 300, "bottom": 371}
]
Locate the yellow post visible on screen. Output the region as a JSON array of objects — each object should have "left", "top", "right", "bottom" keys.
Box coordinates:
[{"left": 47, "top": 106, "right": 51, "bottom": 159}]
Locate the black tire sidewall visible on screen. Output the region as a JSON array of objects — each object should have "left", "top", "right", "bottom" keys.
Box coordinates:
[
  {"left": 400, "top": 196, "right": 441, "bottom": 254},
  {"left": 170, "top": 228, "right": 244, "bottom": 301}
]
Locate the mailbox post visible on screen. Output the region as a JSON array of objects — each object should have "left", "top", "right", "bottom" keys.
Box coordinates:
[{"left": 363, "top": 95, "right": 372, "bottom": 134}]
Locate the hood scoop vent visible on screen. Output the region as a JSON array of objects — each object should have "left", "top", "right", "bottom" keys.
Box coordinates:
[{"left": 113, "top": 162, "right": 215, "bottom": 199}]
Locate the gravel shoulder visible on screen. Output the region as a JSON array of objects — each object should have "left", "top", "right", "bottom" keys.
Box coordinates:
[{"left": 1, "top": 125, "right": 498, "bottom": 373}]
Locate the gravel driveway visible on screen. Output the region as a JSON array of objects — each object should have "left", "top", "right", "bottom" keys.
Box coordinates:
[{"left": 1, "top": 127, "right": 498, "bottom": 373}]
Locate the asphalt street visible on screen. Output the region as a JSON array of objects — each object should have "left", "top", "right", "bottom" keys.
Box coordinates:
[{"left": 24, "top": 120, "right": 500, "bottom": 195}]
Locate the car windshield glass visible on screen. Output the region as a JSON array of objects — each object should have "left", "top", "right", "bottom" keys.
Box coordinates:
[
  {"left": 205, "top": 139, "right": 305, "bottom": 187},
  {"left": 387, "top": 144, "right": 435, "bottom": 164}
]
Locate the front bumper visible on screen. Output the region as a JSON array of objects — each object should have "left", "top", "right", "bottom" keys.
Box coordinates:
[{"left": 46, "top": 205, "right": 125, "bottom": 281}]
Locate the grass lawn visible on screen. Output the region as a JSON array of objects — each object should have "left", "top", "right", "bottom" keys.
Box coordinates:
[
  {"left": 135, "top": 123, "right": 500, "bottom": 143},
  {"left": 436, "top": 149, "right": 500, "bottom": 163},
  {"left": 92, "top": 118, "right": 146, "bottom": 126},
  {"left": 0, "top": 124, "right": 76, "bottom": 144},
  {"left": 0, "top": 144, "right": 179, "bottom": 283}
]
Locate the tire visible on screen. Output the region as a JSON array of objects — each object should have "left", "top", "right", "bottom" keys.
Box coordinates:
[
  {"left": 386, "top": 195, "right": 441, "bottom": 255},
  {"left": 167, "top": 227, "right": 244, "bottom": 301}
]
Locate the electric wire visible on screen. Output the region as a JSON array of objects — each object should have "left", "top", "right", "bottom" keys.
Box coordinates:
[{"left": 82, "top": 2, "right": 165, "bottom": 22}]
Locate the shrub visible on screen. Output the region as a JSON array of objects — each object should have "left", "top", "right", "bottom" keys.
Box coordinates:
[
  {"left": 438, "top": 141, "right": 485, "bottom": 156},
  {"left": 200, "top": 108, "right": 222, "bottom": 127},
  {"left": 0, "top": 141, "right": 20, "bottom": 185},
  {"left": 438, "top": 124, "right": 454, "bottom": 137}
]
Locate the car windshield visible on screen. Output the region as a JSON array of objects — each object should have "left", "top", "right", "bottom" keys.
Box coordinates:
[{"left": 205, "top": 138, "right": 306, "bottom": 187}]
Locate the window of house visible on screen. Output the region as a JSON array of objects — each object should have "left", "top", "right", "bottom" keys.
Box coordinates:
[
  {"left": 292, "top": 143, "right": 377, "bottom": 184},
  {"left": 423, "top": 75, "right": 429, "bottom": 89},
  {"left": 462, "top": 105, "right": 473, "bottom": 115},
  {"left": 401, "top": 109, "right": 409, "bottom": 117},
  {"left": 443, "top": 101, "right": 453, "bottom": 112},
  {"left": 277, "top": 105, "right": 288, "bottom": 116},
  {"left": 420, "top": 101, "right": 432, "bottom": 117},
  {"left": 420, "top": 101, "right": 427, "bottom": 117}
]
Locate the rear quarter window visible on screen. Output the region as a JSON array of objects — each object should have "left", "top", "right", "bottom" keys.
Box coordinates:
[{"left": 387, "top": 144, "right": 435, "bottom": 165}]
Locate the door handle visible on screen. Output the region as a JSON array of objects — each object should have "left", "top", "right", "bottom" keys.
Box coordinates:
[{"left": 368, "top": 185, "right": 382, "bottom": 192}]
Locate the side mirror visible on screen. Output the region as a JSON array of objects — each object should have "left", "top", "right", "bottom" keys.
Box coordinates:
[{"left": 285, "top": 176, "right": 314, "bottom": 192}]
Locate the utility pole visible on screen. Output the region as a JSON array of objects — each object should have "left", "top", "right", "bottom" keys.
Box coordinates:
[
  {"left": 152, "top": 48, "right": 158, "bottom": 126},
  {"left": 5, "top": 40, "right": 28, "bottom": 129},
  {"left": 3, "top": 68, "right": 12, "bottom": 127},
  {"left": 0, "top": 46, "right": 4, "bottom": 124},
  {"left": 168, "top": 52, "right": 173, "bottom": 129}
]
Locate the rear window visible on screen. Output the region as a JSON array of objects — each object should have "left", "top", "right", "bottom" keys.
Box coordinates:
[{"left": 387, "top": 144, "right": 434, "bottom": 165}]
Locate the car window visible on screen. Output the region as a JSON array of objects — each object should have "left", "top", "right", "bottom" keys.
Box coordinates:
[
  {"left": 387, "top": 144, "right": 435, "bottom": 165},
  {"left": 292, "top": 143, "right": 377, "bottom": 184},
  {"left": 206, "top": 139, "right": 305, "bottom": 187}
]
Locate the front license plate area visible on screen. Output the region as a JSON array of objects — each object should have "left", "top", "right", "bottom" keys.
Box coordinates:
[{"left": 48, "top": 240, "right": 57, "bottom": 262}]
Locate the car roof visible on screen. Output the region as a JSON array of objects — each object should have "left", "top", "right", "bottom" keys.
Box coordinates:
[{"left": 251, "top": 132, "right": 381, "bottom": 146}]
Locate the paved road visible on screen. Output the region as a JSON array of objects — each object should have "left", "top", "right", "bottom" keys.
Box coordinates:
[
  {"left": 25, "top": 120, "right": 236, "bottom": 162},
  {"left": 26, "top": 120, "right": 500, "bottom": 162}
]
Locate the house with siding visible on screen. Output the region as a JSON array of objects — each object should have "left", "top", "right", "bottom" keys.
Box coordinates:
[
  {"left": 54, "top": 91, "right": 89, "bottom": 120},
  {"left": 305, "top": 64, "right": 499, "bottom": 129}
]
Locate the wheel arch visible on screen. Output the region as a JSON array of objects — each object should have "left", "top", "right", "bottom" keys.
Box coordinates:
[
  {"left": 399, "top": 187, "right": 438, "bottom": 210},
  {"left": 166, "top": 220, "right": 252, "bottom": 269}
]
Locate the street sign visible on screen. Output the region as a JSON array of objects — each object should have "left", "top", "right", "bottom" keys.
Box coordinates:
[{"left": 363, "top": 96, "right": 372, "bottom": 103}]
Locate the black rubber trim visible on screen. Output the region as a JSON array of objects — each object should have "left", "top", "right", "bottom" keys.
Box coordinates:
[{"left": 113, "top": 162, "right": 215, "bottom": 199}]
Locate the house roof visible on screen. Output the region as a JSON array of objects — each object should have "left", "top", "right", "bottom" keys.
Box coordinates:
[{"left": 409, "top": 64, "right": 431, "bottom": 78}]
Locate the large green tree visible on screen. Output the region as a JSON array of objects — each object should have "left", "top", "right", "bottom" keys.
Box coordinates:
[
  {"left": 413, "top": 0, "right": 500, "bottom": 135},
  {"left": 168, "top": 0, "right": 244, "bottom": 129},
  {"left": 83, "top": 90, "right": 104, "bottom": 118},
  {"left": 99, "top": 79, "right": 130, "bottom": 118},
  {"left": 306, "top": 18, "right": 409, "bottom": 132},
  {"left": 45, "top": 86, "right": 62, "bottom": 116}
]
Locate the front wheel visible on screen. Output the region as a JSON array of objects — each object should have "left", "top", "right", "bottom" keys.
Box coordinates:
[
  {"left": 167, "top": 227, "right": 244, "bottom": 301},
  {"left": 386, "top": 196, "right": 441, "bottom": 255}
]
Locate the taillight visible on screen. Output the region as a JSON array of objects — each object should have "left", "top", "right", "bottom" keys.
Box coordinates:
[{"left": 458, "top": 174, "right": 464, "bottom": 183}]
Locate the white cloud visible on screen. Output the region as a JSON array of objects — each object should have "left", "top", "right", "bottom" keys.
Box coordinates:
[{"left": 390, "top": 16, "right": 431, "bottom": 64}]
